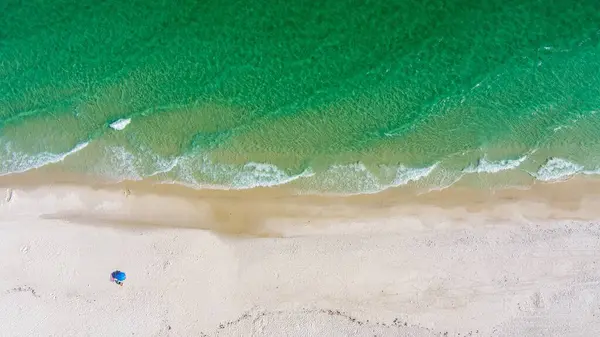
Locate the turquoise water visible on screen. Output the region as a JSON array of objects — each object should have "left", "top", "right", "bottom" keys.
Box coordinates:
[{"left": 2, "top": 0, "right": 600, "bottom": 193}]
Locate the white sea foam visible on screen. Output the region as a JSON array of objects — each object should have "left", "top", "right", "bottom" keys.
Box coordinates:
[
  {"left": 98, "top": 145, "right": 183, "bottom": 182},
  {"left": 101, "top": 146, "right": 142, "bottom": 180},
  {"left": 390, "top": 163, "right": 439, "bottom": 187},
  {"left": 583, "top": 168, "right": 600, "bottom": 176},
  {"left": 314, "top": 162, "right": 440, "bottom": 194},
  {"left": 463, "top": 156, "right": 527, "bottom": 174},
  {"left": 166, "top": 155, "right": 201, "bottom": 187},
  {"left": 0, "top": 141, "right": 89, "bottom": 176},
  {"left": 164, "top": 155, "right": 315, "bottom": 190},
  {"left": 425, "top": 170, "right": 465, "bottom": 193},
  {"left": 322, "top": 162, "right": 383, "bottom": 194},
  {"left": 553, "top": 125, "right": 567, "bottom": 132},
  {"left": 533, "top": 157, "right": 583, "bottom": 182},
  {"left": 231, "top": 162, "right": 314, "bottom": 189},
  {"left": 147, "top": 156, "right": 179, "bottom": 177},
  {"left": 109, "top": 118, "right": 131, "bottom": 131}
]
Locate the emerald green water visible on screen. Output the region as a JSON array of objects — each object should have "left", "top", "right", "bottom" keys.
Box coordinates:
[{"left": 2, "top": 0, "right": 600, "bottom": 192}]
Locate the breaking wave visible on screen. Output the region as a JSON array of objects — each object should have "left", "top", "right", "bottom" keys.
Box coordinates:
[
  {"left": 463, "top": 156, "right": 527, "bottom": 174},
  {"left": 1, "top": 140, "right": 600, "bottom": 194},
  {"left": 533, "top": 157, "right": 583, "bottom": 182},
  {"left": 0, "top": 141, "right": 90, "bottom": 176}
]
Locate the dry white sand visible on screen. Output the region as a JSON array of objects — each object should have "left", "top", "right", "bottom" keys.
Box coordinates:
[{"left": 1, "top": 183, "right": 600, "bottom": 337}]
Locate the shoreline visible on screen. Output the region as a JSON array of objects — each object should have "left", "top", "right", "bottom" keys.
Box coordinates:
[{"left": 1, "top": 168, "right": 600, "bottom": 235}]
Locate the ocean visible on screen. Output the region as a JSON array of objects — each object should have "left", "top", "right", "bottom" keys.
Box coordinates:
[{"left": 2, "top": 0, "right": 600, "bottom": 194}]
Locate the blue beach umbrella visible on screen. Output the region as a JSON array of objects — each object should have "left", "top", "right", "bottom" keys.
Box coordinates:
[{"left": 112, "top": 271, "right": 126, "bottom": 282}]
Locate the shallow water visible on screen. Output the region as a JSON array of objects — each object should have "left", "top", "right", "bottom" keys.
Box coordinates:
[{"left": 2, "top": 0, "right": 600, "bottom": 193}]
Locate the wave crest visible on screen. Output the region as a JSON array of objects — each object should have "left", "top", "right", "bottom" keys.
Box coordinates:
[
  {"left": 463, "top": 156, "right": 527, "bottom": 174},
  {"left": 231, "top": 162, "right": 314, "bottom": 189},
  {"left": 109, "top": 118, "right": 131, "bottom": 131},
  {"left": 391, "top": 163, "right": 439, "bottom": 187},
  {"left": 0, "top": 141, "right": 89, "bottom": 176},
  {"left": 533, "top": 157, "right": 583, "bottom": 182}
]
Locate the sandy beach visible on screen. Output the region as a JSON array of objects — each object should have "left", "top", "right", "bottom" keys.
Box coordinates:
[{"left": 1, "top": 173, "right": 600, "bottom": 336}]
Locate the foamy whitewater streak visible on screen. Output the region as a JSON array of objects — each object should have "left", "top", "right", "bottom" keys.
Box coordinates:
[
  {"left": 390, "top": 163, "right": 439, "bottom": 187},
  {"left": 533, "top": 158, "right": 583, "bottom": 182},
  {"left": 109, "top": 118, "right": 131, "bottom": 131},
  {"left": 164, "top": 155, "right": 315, "bottom": 190},
  {"left": 463, "top": 156, "right": 527, "bottom": 174},
  {"left": 231, "top": 162, "right": 315, "bottom": 188},
  {"left": 98, "top": 146, "right": 180, "bottom": 181},
  {"left": 100, "top": 146, "right": 142, "bottom": 180},
  {"left": 314, "top": 162, "right": 439, "bottom": 194},
  {"left": 148, "top": 156, "right": 180, "bottom": 178},
  {"left": 321, "top": 162, "right": 383, "bottom": 193},
  {"left": 0, "top": 141, "right": 89, "bottom": 176},
  {"left": 583, "top": 168, "right": 600, "bottom": 176}
]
